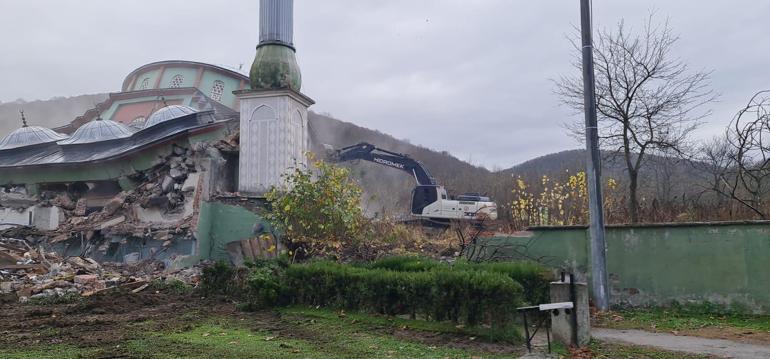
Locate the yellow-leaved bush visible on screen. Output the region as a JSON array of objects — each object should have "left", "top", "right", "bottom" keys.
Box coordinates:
[
  {"left": 511, "top": 171, "right": 621, "bottom": 227},
  {"left": 265, "top": 158, "right": 369, "bottom": 260}
]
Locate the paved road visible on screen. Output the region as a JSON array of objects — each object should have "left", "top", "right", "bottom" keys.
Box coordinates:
[{"left": 593, "top": 328, "right": 770, "bottom": 359}]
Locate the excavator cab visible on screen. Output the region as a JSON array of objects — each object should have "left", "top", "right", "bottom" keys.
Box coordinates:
[{"left": 411, "top": 185, "right": 440, "bottom": 215}]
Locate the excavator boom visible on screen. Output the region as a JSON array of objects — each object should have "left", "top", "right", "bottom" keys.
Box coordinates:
[{"left": 329, "top": 142, "right": 436, "bottom": 185}]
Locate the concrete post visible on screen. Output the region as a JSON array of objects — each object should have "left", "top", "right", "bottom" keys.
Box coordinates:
[{"left": 550, "top": 280, "right": 590, "bottom": 347}]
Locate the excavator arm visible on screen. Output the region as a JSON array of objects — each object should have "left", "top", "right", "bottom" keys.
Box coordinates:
[{"left": 328, "top": 142, "right": 437, "bottom": 186}]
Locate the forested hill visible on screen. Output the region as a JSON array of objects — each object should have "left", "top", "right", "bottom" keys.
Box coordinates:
[{"left": 0, "top": 94, "right": 707, "bottom": 219}]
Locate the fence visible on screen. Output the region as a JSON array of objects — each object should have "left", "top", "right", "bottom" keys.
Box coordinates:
[{"left": 476, "top": 221, "right": 770, "bottom": 313}]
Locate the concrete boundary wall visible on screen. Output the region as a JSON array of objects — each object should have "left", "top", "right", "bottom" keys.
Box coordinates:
[{"left": 480, "top": 221, "right": 770, "bottom": 313}]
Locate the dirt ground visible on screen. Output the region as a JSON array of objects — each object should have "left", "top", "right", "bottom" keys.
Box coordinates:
[
  {"left": 0, "top": 290, "right": 220, "bottom": 348},
  {"left": 0, "top": 289, "right": 521, "bottom": 356},
  {"left": 678, "top": 326, "right": 770, "bottom": 346},
  {"left": 591, "top": 310, "right": 770, "bottom": 347},
  {"left": 593, "top": 328, "right": 770, "bottom": 359}
]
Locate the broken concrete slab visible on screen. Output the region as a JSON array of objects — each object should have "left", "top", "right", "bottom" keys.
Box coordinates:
[
  {"left": 181, "top": 173, "right": 200, "bottom": 192},
  {"left": 0, "top": 191, "right": 37, "bottom": 208},
  {"left": 102, "top": 192, "right": 128, "bottom": 217},
  {"left": 73, "top": 274, "right": 99, "bottom": 285},
  {"left": 161, "top": 175, "right": 175, "bottom": 193},
  {"left": 170, "top": 168, "right": 186, "bottom": 180},
  {"left": 98, "top": 216, "right": 126, "bottom": 230}
]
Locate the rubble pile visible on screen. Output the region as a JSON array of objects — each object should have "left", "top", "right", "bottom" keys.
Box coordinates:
[
  {"left": 0, "top": 237, "right": 202, "bottom": 303},
  {"left": 57, "top": 144, "right": 200, "bottom": 232},
  {"left": 0, "top": 144, "right": 211, "bottom": 265},
  {"left": 132, "top": 144, "right": 201, "bottom": 211}
]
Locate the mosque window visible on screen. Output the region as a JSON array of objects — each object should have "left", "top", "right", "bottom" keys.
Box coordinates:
[
  {"left": 138, "top": 78, "right": 150, "bottom": 90},
  {"left": 169, "top": 74, "right": 184, "bottom": 88},
  {"left": 210, "top": 80, "right": 225, "bottom": 102}
]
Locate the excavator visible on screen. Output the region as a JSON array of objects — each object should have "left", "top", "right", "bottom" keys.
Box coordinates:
[{"left": 327, "top": 142, "right": 497, "bottom": 225}]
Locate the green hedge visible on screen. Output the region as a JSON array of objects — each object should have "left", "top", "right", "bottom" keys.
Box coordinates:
[
  {"left": 368, "top": 256, "right": 551, "bottom": 305},
  {"left": 284, "top": 261, "right": 523, "bottom": 328}
]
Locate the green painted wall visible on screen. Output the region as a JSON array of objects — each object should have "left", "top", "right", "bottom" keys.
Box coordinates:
[
  {"left": 132, "top": 68, "right": 160, "bottom": 90},
  {"left": 481, "top": 222, "right": 770, "bottom": 313},
  {"left": 195, "top": 201, "right": 272, "bottom": 262},
  {"left": 160, "top": 67, "right": 198, "bottom": 89},
  {"left": 200, "top": 71, "right": 242, "bottom": 108}
]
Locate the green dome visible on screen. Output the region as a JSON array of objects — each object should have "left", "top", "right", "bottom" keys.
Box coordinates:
[{"left": 250, "top": 44, "right": 302, "bottom": 91}]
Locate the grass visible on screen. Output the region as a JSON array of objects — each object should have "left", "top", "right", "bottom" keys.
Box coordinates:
[
  {"left": 4, "top": 297, "right": 749, "bottom": 358},
  {"left": 0, "top": 306, "right": 519, "bottom": 359},
  {"left": 280, "top": 306, "right": 520, "bottom": 343},
  {"left": 588, "top": 340, "right": 712, "bottom": 359},
  {"left": 597, "top": 307, "right": 770, "bottom": 333}
]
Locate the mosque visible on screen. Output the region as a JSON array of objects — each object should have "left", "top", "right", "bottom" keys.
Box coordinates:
[{"left": 0, "top": 0, "right": 312, "bottom": 267}]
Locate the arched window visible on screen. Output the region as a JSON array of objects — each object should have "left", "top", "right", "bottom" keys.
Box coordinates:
[
  {"left": 169, "top": 74, "right": 184, "bottom": 88},
  {"left": 210, "top": 80, "right": 225, "bottom": 102},
  {"left": 138, "top": 78, "right": 150, "bottom": 90}
]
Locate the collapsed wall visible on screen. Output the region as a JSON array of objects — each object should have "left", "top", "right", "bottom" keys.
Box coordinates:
[{"left": 0, "top": 124, "right": 280, "bottom": 266}]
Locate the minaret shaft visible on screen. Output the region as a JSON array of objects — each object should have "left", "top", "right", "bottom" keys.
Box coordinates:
[{"left": 259, "top": 0, "right": 294, "bottom": 48}]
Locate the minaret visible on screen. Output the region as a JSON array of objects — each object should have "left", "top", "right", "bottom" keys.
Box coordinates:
[{"left": 236, "top": 0, "right": 314, "bottom": 194}]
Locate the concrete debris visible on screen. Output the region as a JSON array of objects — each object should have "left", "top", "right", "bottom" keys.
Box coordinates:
[
  {"left": 102, "top": 192, "right": 128, "bottom": 217},
  {"left": 181, "top": 173, "right": 200, "bottom": 192},
  {"left": 0, "top": 145, "right": 211, "bottom": 267},
  {"left": 0, "top": 238, "right": 203, "bottom": 302},
  {"left": 161, "top": 175, "right": 175, "bottom": 193},
  {"left": 74, "top": 198, "right": 88, "bottom": 216},
  {"left": 0, "top": 190, "right": 37, "bottom": 209},
  {"left": 97, "top": 215, "right": 126, "bottom": 230}
]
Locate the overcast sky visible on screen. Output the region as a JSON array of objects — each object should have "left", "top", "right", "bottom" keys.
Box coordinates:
[{"left": 2, "top": 1, "right": 770, "bottom": 169}]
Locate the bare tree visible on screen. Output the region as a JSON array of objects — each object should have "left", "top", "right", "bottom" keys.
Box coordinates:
[
  {"left": 715, "top": 91, "right": 770, "bottom": 219},
  {"left": 694, "top": 136, "right": 734, "bottom": 215},
  {"left": 556, "top": 15, "right": 716, "bottom": 222}
]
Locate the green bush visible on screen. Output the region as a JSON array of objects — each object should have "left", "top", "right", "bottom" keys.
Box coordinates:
[
  {"left": 201, "top": 257, "right": 546, "bottom": 329},
  {"left": 245, "top": 267, "right": 282, "bottom": 309},
  {"left": 368, "top": 256, "right": 440, "bottom": 272},
  {"left": 200, "top": 261, "right": 236, "bottom": 296},
  {"left": 284, "top": 261, "right": 523, "bottom": 328},
  {"left": 368, "top": 256, "right": 551, "bottom": 305},
  {"left": 454, "top": 260, "right": 551, "bottom": 306}
]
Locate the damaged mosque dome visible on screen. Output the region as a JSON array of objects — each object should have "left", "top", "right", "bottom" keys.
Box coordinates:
[
  {"left": 144, "top": 105, "right": 198, "bottom": 128},
  {"left": 58, "top": 118, "right": 133, "bottom": 145},
  {"left": 0, "top": 113, "right": 68, "bottom": 151},
  {"left": 0, "top": 0, "right": 314, "bottom": 272}
]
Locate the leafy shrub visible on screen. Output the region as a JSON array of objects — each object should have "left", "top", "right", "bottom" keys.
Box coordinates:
[
  {"left": 368, "top": 256, "right": 441, "bottom": 272},
  {"left": 245, "top": 266, "right": 283, "bottom": 309},
  {"left": 265, "top": 159, "right": 370, "bottom": 260},
  {"left": 454, "top": 260, "right": 551, "bottom": 305},
  {"left": 200, "top": 261, "right": 235, "bottom": 296},
  {"left": 369, "top": 256, "right": 551, "bottom": 305},
  {"left": 283, "top": 261, "right": 523, "bottom": 328},
  {"left": 200, "top": 261, "right": 251, "bottom": 297},
  {"left": 202, "top": 257, "right": 545, "bottom": 329}
]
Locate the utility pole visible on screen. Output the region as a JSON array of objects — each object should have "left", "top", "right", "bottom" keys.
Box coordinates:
[{"left": 580, "top": 0, "right": 609, "bottom": 311}]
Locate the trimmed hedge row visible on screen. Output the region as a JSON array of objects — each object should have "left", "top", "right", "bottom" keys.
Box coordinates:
[
  {"left": 368, "top": 256, "right": 551, "bottom": 305},
  {"left": 284, "top": 261, "right": 523, "bottom": 327}
]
